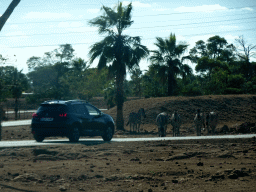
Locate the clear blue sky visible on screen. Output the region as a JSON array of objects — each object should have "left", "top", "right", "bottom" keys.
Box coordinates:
[{"left": 0, "top": 0, "right": 255, "bottom": 75}]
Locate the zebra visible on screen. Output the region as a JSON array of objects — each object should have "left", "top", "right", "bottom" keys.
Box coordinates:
[
  {"left": 194, "top": 109, "right": 205, "bottom": 136},
  {"left": 206, "top": 112, "right": 218, "bottom": 135},
  {"left": 170, "top": 111, "right": 182, "bottom": 137},
  {"left": 126, "top": 108, "right": 146, "bottom": 133},
  {"left": 156, "top": 112, "right": 169, "bottom": 137}
]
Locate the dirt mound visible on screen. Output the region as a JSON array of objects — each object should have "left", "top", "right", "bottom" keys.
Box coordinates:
[{"left": 107, "top": 95, "right": 256, "bottom": 128}]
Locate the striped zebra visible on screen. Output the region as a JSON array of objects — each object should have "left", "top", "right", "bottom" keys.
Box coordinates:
[
  {"left": 156, "top": 112, "right": 169, "bottom": 137},
  {"left": 194, "top": 109, "right": 205, "bottom": 136},
  {"left": 170, "top": 111, "right": 182, "bottom": 137},
  {"left": 126, "top": 108, "right": 146, "bottom": 133},
  {"left": 206, "top": 112, "right": 218, "bottom": 135}
]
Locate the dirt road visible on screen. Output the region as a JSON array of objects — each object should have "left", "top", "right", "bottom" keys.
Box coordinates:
[{"left": 0, "top": 95, "right": 255, "bottom": 191}]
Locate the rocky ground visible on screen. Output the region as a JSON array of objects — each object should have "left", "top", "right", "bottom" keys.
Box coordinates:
[{"left": 0, "top": 95, "right": 256, "bottom": 191}]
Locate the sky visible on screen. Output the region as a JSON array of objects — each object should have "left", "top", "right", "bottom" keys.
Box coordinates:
[{"left": 0, "top": 0, "right": 256, "bottom": 76}]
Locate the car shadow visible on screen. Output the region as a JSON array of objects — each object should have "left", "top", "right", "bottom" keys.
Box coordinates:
[
  {"left": 0, "top": 184, "right": 38, "bottom": 192},
  {"left": 42, "top": 139, "right": 113, "bottom": 146}
]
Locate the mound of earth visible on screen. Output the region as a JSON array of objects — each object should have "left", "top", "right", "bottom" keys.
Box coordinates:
[
  {"left": 1, "top": 95, "right": 256, "bottom": 141},
  {"left": 107, "top": 94, "right": 256, "bottom": 134}
]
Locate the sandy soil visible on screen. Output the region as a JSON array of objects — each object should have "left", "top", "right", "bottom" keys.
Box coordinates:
[{"left": 0, "top": 95, "right": 256, "bottom": 192}]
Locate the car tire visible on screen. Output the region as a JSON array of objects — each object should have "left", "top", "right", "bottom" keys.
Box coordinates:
[
  {"left": 34, "top": 133, "right": 45, "bottom": 142},
  {"left": 69, "top": 126, "right": 80, "bottom": 142},
  {"left": 102, "top": 126, "right": 113, "bottom": 141}
]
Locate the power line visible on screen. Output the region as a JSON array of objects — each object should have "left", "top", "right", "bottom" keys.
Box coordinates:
[
  {"left": 135, "top": 5, "right": 256, "bottom": 17},
  {"left": 1, "top": 16, "right": 256, "bottom": 38},
  {"left": 5, "top": 4, "right": 256, "bottom": 25},
  {"left": 4, "top": 2, "right": 254, "bottom": 11},
  {"left": 2, "top": 27, "right": 256, "bottom": 49},
  {"left": 3, "top": 11, "right": 255, "bottom": 31},
  {"left": 131, "top": 16, "right": 256, "bottom": 30},
  {"left": 14, "top": 3, "right": 256, "bottom": 12}
]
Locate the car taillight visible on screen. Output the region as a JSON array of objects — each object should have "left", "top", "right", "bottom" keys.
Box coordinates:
[
  {"left": 59, "top": 113, "right": 67, "bottom": 117},
  {"left": 32, "top": 113, "right": 38, "bottom": 118}
]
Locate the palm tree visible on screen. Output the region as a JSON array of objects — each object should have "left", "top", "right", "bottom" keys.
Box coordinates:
[
  {"left": 150, "top": 33, "right": 189, "bottom": 96},
  {"left": 180, "top": 64, "right": 193, "bottom": 82},
  {"left": 88, "top": 2, "right": 149, "bottom": 130}
]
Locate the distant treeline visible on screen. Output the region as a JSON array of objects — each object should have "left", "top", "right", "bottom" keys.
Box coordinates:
[{"left": 0, "top": 35, "right": 256, "bottom": 108}]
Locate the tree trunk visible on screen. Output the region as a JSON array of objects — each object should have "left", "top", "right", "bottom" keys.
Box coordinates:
[
  {"left": 15, "top": 97, "right": 18, "bottom": 120},
  {"left": 0, "top": 0, "right": 21, "bottom": 32},
  {"left": 0, "top": 106, "right": 2, "bottom": 141},
  {"left": 167, "top": 65, "right": 174, "bottom": 96},
  {"left": 115, "top": 73, "right": 124, "bottom": 130}
]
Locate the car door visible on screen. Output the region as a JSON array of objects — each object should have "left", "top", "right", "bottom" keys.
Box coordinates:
[
  {"left": 72, "top": 104, "right": 91, "bottom": 134},
  {"left": 84, "top": 104, "right": 105, "bottom": 132}
]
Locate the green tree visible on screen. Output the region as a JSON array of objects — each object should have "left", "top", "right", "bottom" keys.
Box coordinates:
[
  {"left": 235, "top": 36, "right": 256, "bottom": 80},
  {"left": 207, "top": 35, "right": 228, "bottom": 59},
  {"left": 190, "top": 36, "right": 237, "bottom": 95},
  {"left": 88, "top": 2, "right": 149, "bottom": 130},
  {"left": 27, "top": 44, "right": 76, "bottom": 100},
  {"left": 150, "top": 33, "right": 189, "bottom": 96},
  {"left": 64, "top": 67, "right": 109, "bottom": 101},
  {"left": 189, "top": 40, "right": 207, "bottom": 63},
  {"left": 130, "top": 67, "right": 143, "bottom": 97},
  {"left": 0, "top": 66, "right": 29, "bottom": 119},
  {"left": 141, "top": 66, "right": 166, "bottom": 97}
]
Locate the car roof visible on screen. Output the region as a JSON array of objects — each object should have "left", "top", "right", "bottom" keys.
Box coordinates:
[{"left": 41, "top": 100, "right": 88, "bottom": 105}]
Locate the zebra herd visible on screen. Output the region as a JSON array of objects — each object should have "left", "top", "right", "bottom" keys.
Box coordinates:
[{"left": 127, "top": 108, "right": 219, "bottom": 137}]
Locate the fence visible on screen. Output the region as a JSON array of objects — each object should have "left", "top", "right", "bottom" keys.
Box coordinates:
[{"left": 1, "top": 99, "right": 38, "bottom": 121}]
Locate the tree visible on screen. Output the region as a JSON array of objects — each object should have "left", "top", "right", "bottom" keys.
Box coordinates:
[
  {"left": 130, "top": 67, "right": 143, "bottom": 97},
  {"left": 27, "top": 44, "right": 76, "bottom": 100},
  {"left": 207, "top": 35, "right": 228, "bottom": 59},
  {"left": 0, "top": 0, "right": 20, "bottom": 32},
  {"left": 0, "top": 0, "right": 21, "bottom": 139},
  {"left": 235, "top": 36, "right": 256, "bottom": 80},
  {"left": 88, "top": 2, "right": 149, "bottom": 130},
  {"left": 189, "top": 40, "right": 207, "bottom": 63},
  {"left": 0, "top": 66, "right": 29, "bottom": 119},
  {"left": 150, "top": 33, "right": 189, "bottom": 96},
  {"left": 190, "top": 36, "right": 235, "bottom": 81}
]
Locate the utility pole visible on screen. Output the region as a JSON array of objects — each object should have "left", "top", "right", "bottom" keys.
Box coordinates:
[{"left": 0, "top": 0, "right": 21, "bottom": 32}]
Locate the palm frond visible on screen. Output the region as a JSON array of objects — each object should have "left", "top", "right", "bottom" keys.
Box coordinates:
[
  {"left": 154, "top": 37, "right": 167, "bottom": 54},
  {"left": 175, "top": 44, "right": 189, "bottom": 57},
  {"left": 181, "top": 55, "right": 192, "bottom": 63},
  {"left": 102, "top": 6, "right": 118, "bottom": 25},
  {"left": 98, "top": 55, "right": 107, "bottom": 71},
  {"left": 124, "top": 3, "right": 132, "bottom": 21},
  {"left": 149, "top": 50, "right": 164, "bottom": 64},
  {"left": 89, "top": 43, "right": 104, "bottom": 64}
]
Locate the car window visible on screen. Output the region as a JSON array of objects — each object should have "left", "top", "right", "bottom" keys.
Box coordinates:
[
  {"left": 69, "top": 105, "right": 78, "bottom": 113},
  {"left": 38, "top": 104, "right": 67, "bottom": 113},
  {"left": 74, "top": 104, "right": 88, "bottom": 115},
  {"left": 85, "top": 105, "right": 100, "bottom": 116}
]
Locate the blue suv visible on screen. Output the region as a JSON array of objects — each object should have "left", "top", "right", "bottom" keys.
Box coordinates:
[{"left": 31, "top": 100, "right": 115, "bottom": 142}]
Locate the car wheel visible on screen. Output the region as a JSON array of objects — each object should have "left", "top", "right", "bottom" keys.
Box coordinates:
[
  {"left": 69, "top": 126, "right": 80, "bottom": 142},
  {"left": 34, "top": 133, "right": 45, "bottom": 142},
  {"left": 102, "top": 126, "right": 113, "bottom": 141}
]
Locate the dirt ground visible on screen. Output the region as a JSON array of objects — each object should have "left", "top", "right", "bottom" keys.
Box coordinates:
[{"left": 0, "top": 95, "right": 256, "bottom": 192}]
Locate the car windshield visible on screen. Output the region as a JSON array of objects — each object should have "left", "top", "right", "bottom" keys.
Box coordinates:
[{"left": 38, "top": 104, "right": 67, "bottom": 113}]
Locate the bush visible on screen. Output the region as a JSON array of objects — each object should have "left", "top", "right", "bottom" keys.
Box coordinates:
[
  {"left": 227, "top": 74, "right": 245, "bottom": 89},
  {"left": 224, "top": 88, "right": 243, "bottom": 94},
  {"left": 181, "top": 83, "right": 203, "bottom": 96}
]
